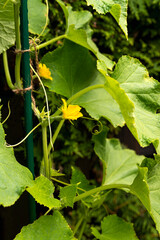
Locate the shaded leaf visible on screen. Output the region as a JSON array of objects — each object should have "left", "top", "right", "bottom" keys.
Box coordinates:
[
  {"left": 56, "top": 0, "right": 114, "bottom": 70},
  {"left": 14, "top": 211, "right": 74, "bottom": 240},
  {"left": 0, "top": 124, "right": 33, "bottom": 206},
  {"left": 92, "top": 215, "right": 138, "bottom": 240},
  {"left": 71, "top": 167, "right": 95, "bottom": 207},
  {"left": 0, "top": 0, "right": 15, "bottom": 53},
  {"left": 27, "top": 175, "right": 61, "bottom": 209},
  {"left": 59, "top": 184, "right": 77, "bottom": 208},
  {"left": 66, "top": 25, "right": 114, "bottom": 70},
  {"left": 28, "top": 0, "right": 48, "bottom": 35}
]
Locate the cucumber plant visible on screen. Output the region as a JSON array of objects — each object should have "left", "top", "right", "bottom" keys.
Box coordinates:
[{"left": 1, "top": 0, "right": 160, "bottom": 239}]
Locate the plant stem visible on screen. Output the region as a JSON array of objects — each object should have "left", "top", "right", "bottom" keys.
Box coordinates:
[
  {"left": 3, "top": 51, "right": 15, "bottom": 90},
  {"left": 14, "top": 2, "right": 22, "bottom": 89},
  {"left": 42, "top": 123, "right": 50, "bottom": 179},
  {"left": 51, "top": 177, "right": 86, "bottom": 192},
  {"left": 78, "top": 219, "right": 87, "bottom": 240},
  {"left": 74, "top": 184, "right": 130, "bottom": 203},
  {"left": 47, "top": 119, "right": 65, "bottom": 155},
  {"left": 30, "top": 35, "right": 66, "bottom": 51},
  {"left": 51, "top": 177, "right": 70, "bottom": 186},
  {"left": 73, "top": 217, "right": 84, "bottom": 236},
  {"left": 67, "top": 84, "right": 104, "bottom": 104}
]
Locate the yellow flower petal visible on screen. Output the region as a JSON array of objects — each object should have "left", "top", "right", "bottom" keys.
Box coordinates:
[
  {"left": 61, "top": 98, "right": 83, "bottom": 120},
  {"left": 39, "top": 63, "right": 53, "bottom": 80}
]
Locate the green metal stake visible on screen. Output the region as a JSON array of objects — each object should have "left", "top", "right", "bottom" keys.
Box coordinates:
[{"left": 20, "top": 0, "right": 36, "bottom": 223}]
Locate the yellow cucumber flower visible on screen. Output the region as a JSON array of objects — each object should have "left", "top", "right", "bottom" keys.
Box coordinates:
[
  {"left": 39, "top": 63, "right": 53, "bottom": 80},
  {"left": 61, "top": 98, "right": 83, "bottom": 120}
]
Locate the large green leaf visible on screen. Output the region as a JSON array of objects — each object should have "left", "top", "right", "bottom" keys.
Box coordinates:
[
  {"left": 56, "top": 0, "right": 114, "bottom": 70},
  {"left": 14, "top": 211, "right": 74, "bottom": 240},
  {"left": 28, "top": 0, "right": 48, "bottom": 35},
  {"left": 27, "top": 175, "right": 61, "bottom": 209},
  {"left": 86, "top": 0, "right": 128, "bottom": 38},
  {"left": 42, "top": 40, "right": 124, "bottom": 127},
  {"left": 0, "top": 0, "right": 15, "bottom": 53},
  {"left": 111, "top": 56, "right": 160, "bottom": 153},
  {"left": 0, "top": 124, "right": 33, "bottom": 206},
  {"left": 93, "top": 133, "right": 144, "bottom": 185},
  {"left": 92, "top": 215, "right": 138, "bottom": 240}
]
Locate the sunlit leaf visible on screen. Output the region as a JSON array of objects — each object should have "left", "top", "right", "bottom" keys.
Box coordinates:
[
  {"left": 0, "top": 124, "right": 33, "bottom": 206},
  {"left": 14, "top": 211, "right": 74, "bottom": 240},
  {"left": 0, "top": 0, "right": 15, "bottom": 53},
  {"left": 111, "top": 56, "right": 160, "bottom": 153},
  {"left": 27, "top": 176, "right": 61, "bottom": 209},
  {"left": 86, "top": 0, "right": 128, "bottom": 37},
  {"left": 93, "top": 133, "right": 144, "bottom": 185}
]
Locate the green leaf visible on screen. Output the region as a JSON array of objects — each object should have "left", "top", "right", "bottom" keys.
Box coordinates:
[
  {"left": 127, "top": 162, "right": 160, "bottom": 234},
  {"left": 59, "top": 184, "right": 77, "bottom": 208},
  {"left": 92, "top": 215, "right": 138, "bottom": 240},
  {"left": 86, "top": 0, "right": 128, "bottom": 38},
  {"left": 71, "top": 167, "right": 95, "bottom": 207},
  {"left": 67, "top": 6, "right": 92, "bottom": 30},
  {"left": 148, "top": 163, "right": 160, "bottom": 233},
  {"left": 50, "top": 169, "right": 65, "bottom": 177},
  {"left": 93, "top": 134, "right": 144, "bottom": 185},
  {"left": 28, "top": 0, "right": 48, "bottom": 35},
  {"left": 111, "top": 56, "right": 160, "bottom": 153},
  {"left": 14, "top": 211, "right": 74, "bottom": 240},
  {"left": 57, "top": 0, "right": 114, "bottom": 70},
  {"left": 0, "top": 0, "right": 15, "bottom": 53},
  {"left": 0, "top": 124, "right": 33, "bottom": 206},
  {"left": 71, "top": 167, "right": 93, "bottom": 192},
  {"left": 125, "top": 162, "right": 160, "bottom": 234},
  {"left": 130, "top": 167, "right": 150, "bottom": 213},
  {"left": 42, "top": 40, "right": 124, "bottom": 127},
  {"left": 141, "top": 157, "right": 157, "bottom": 175},
  {"left": 66, "top": 25, "right": 114, "bottom": 70},
  {"left": 27, "top": 175, "right": 61, "bottom": 209},
  {"left": 98, "top": 60, "right": 136, "bottom": 138}
]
